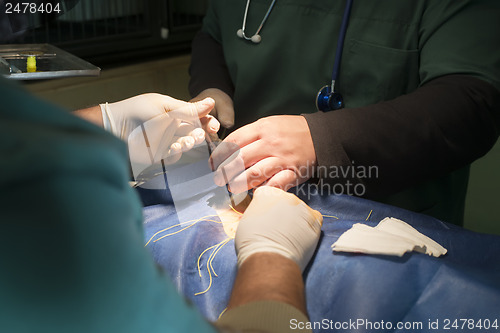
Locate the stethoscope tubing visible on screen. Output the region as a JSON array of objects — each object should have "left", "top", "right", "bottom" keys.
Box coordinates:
[
  {"left": 330, "top": 0, "right": 354, "bottom": 90},
  {"left": 239, "top": 0, "right": 277, "bottom": 42},
  {"left": 236, "top": 0, "right": 354, "bottom": 111}
]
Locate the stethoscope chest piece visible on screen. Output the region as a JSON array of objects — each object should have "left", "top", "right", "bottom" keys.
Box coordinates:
[
  {"left": 315, "top": 0, "right": 353, "bottom": 112},
  {"left": 316, "top": 85, "right": 344, "bottom": 112}
]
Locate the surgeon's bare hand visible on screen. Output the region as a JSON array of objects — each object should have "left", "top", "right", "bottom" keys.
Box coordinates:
[
  {"left": 191, "top": 88, "right": 235, "bottom": 130},
  {"left": 210, "top": 115, "right": 317, "bottom": 193}
]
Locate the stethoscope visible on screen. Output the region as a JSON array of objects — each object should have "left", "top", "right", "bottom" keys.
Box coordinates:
[
  {"left": 237, "top": 0, "right": 354, "bottom": 112},
  {"left": 236, "top": 0, "right": 277, "bottom": 44}
]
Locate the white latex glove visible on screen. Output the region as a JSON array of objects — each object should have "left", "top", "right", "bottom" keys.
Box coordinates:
[
  {"left": 234, "top": 186, "right": 323, "bottom": 271},
  {"left": 190, "top": 88, "right": 234, "bottom": 129},
  {"left": 100, "top": 93, "right": 221, "bottom": 186},
  {"left": 101, "top": 93, "right": 220, "bottom": 144}
]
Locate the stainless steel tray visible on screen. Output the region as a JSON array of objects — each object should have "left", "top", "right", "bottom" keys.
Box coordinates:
[{"left": 0, "top": 44, "right": 100, "bottom": 80}]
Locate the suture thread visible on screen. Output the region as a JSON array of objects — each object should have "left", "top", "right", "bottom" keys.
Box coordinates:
[{"left": 144, "top": 207, "right": 375, "bottom": 296}]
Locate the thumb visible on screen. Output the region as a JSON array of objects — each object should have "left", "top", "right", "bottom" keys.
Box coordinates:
[
  {"left": 193, "top": 97, "right": 216, "bottom": 118},
  {"left": 168, "top": 97, "right": 215, "bottom": 121}
]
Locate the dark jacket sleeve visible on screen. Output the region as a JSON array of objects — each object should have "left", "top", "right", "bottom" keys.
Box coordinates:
[
  {"left": 303, "top": 75, "right": 500, "bottom": 198},
  {"left": 189, "top": 31, "right": 235, "bottom": 98}
]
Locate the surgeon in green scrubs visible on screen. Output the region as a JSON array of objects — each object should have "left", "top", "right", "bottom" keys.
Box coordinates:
[
  {"left": 0, "top": 76, "right": 323, "bottom": 333},
  {"left": 189, "top": 0, "right": 500, "bottom": 225}
]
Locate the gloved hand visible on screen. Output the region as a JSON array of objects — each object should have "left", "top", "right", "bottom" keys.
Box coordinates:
[
  {"left": 100, "top": 93, "right": 220, "bottom": 166},
  {"left": 101, "top": 92, "right": 219, "bottom": 138},
  {"left": 190, "top": 88, "right": 235, "bottom": 130},
  {"left": 234, "top": 186, "right": 323, "bottom": 271}
]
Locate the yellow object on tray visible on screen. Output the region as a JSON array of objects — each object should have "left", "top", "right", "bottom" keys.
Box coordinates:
[{"left": 26, "top": 56, "right": 36, "bottom": 72}]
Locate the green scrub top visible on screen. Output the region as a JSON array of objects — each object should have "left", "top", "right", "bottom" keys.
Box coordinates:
[
  {"left": 201, "top": 0, "right": 500, "bottom": 225},
  {"left": 0, "top": 79, "right": 216, "bottom": 333}
]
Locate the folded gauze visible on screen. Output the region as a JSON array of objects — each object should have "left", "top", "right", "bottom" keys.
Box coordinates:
[{"left": 331, "top": 217, "right": 447, "bottom": 257}]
